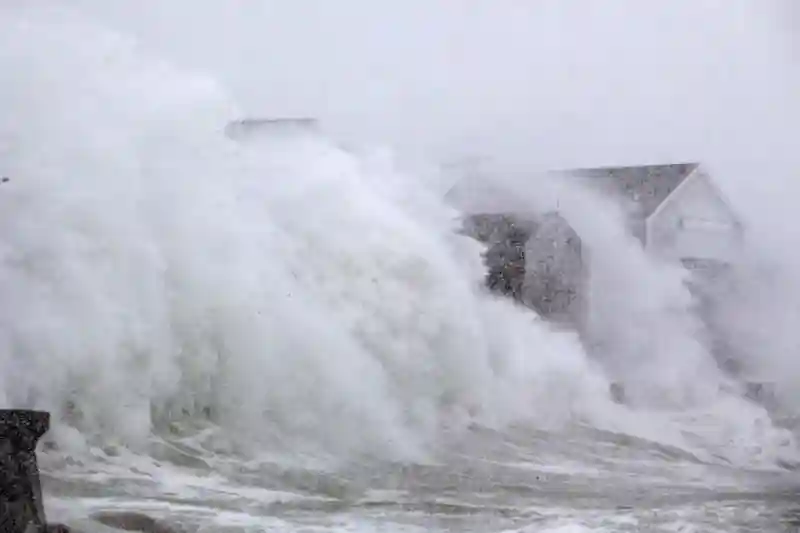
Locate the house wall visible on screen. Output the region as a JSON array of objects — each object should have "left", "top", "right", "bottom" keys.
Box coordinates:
[
  {"left": 460, "top": 212, "right": 588, "bottom": 328},
  {"left": 646, "top": 169, "right": 742, "bottom": 262},
  {"left": 522, "top": 213, "right": 587, "bottom": 328}
]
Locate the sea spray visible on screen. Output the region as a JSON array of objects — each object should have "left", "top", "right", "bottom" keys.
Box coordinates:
[{"left": 0, "top": 5, "right": 614, "bottom": 463}]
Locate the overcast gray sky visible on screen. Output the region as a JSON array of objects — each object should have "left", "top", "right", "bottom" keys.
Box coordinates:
[{"left": 64, "top": 1, "right": 799, "bottom": 250}]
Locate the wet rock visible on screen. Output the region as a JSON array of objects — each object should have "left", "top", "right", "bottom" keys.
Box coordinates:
[
  {"left": 90, "top": 511, "right": 186, "bottom": 533},
  {"left": 43, "top": 525, "right": 72, "bottom": 533},
  {"left": 0, "top": 410, "right": 51, "bottom": 533}
]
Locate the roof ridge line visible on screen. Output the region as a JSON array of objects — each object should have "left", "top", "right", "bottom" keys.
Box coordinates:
[{"left": 550, "top": 162, "right": 700, "bottom": 175}]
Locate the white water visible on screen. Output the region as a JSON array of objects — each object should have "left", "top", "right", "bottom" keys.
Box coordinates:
[
  {"left": 0, "top": 3, "right": 615, "bottom": 456},
  {"left": 3, "top": 3, "right": 800, "bottom": 532}
]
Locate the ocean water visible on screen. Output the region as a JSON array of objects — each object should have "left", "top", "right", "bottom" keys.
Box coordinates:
[{"left": 3, "top": 4, "right": 800, "bottom": 532}]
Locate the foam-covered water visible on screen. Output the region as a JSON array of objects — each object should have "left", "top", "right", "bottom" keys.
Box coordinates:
[{"left": 3, "top": 3, "right": 800, "bottom": 532}]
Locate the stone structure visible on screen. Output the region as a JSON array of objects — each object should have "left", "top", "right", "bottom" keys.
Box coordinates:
[
  {"left": 0, "top": 410, "right": 68, "bottom": 533},
  {"left": 0, "top": 409, "right": 49, "bottom": 532}
]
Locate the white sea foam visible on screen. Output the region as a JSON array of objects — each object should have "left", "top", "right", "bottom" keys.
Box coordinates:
[{"left": 0, "top": 5, "right": 618, "bottom": 464}]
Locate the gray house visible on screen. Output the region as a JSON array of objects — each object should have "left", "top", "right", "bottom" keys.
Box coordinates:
[
  {"left": 448, "top": 162, "right": 744, "bottom": 326},
  {"left": 556, "top": 162, "right": 744, "bottom": 266},
  {"left": 460, "top": 212, "right": 584, "bottom": 325}
]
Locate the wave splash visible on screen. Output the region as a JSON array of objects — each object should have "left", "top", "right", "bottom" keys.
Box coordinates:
[{"left": 0, "top": 4, "right": 795, "bottom": 470}]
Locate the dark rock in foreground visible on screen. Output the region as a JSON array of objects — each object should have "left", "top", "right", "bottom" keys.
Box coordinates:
[
  {"left": 0, "top": 409, "right": 52, "bottom": 533},
  {"left": 0, "top": 409, "right": 74, "bottom": 532}
]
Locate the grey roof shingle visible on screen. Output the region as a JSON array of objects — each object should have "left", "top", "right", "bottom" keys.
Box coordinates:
[{"left": 559, "top": 163, "right": 699, "bottom": 218}]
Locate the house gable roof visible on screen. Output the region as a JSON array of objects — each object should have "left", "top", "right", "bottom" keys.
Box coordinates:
[{"left": 556, "top": 162, "right": 700, "bottom": 219}]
